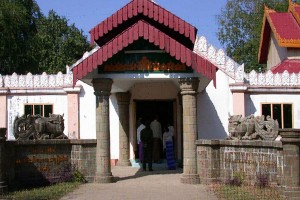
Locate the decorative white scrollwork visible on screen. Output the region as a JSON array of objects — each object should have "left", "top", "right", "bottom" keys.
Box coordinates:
[
  {"left": 216, "top": 49, "right": 225, "bottom": 68},
  {"left": 0, "top": 72, "right": 73, "bottom": 88},
  {"left": 40, "top": 72, "right": 49, "bottom": 87},
  {"left": 19, "top": 75, "right": 26, "bottom": 87},
  {"left": 0, "top": 75, "right": 3, "bottom": 87},
  {"left": 49, "top": 75, "right": 56, "bottom": 87},
  {"left": 11, "top": 73, "right": 18, "bottom": 87},
  {"left": 265, "top": 70, "right": 274, "bottom": 85},
  {"left": 290, "top": 73, "right": 298, "bottom": 86},
  {"left": 274, "top": 73, "right": 282, "bottom": 86},
  {"left": 282, "top": 70, "right": 289, "bottom": 86},
  {"left": 26, "top": 73, "right": 33, "bottom": 87},
  {"left": 193, "top": 35, "right": 240, "bottom": 79},
  {"left": 235, "top": 64, "right": 244, "bottom": 83},
  {"left": 258, "top": 73, "right": 266, "bottom": 85},
  {"left": 207, "top": 45, "right": 216, "bottom": 64},
  {"left": 56, "top": 72, "right": 64, "bottom": 86},
  {"left": 249, "top": 70, "right": 258, "bottom": 85}
]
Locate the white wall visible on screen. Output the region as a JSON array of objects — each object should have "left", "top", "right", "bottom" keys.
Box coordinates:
[
  {"left": 197, "top": 70, "right": 234, "bottom": 139},
  {"left": 109, "top": 94, "right": 119, "bottom": 159},
  {"left": 246, "top": 93, "right": 300, "bottom": 128},
  {"left": 78, "top": 81, "right": 96, "bottom": 139},
  {"left": 7, "top": 94, "right": 68, "bottom": 140}
]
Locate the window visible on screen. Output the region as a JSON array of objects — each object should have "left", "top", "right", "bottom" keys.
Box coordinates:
[
  {"left": 24, "top": 104, "right": 53, "bottom": 117},
  {"left": 261, "top": 103, "right": 293, "bottom": 128}
]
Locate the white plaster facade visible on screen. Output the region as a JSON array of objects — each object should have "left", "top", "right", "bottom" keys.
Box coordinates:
[{"left": 1, "top": 35, "right": 300, "bottom": 162}]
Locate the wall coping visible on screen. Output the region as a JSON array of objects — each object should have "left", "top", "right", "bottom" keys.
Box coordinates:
[
  {"left": 196, "top": 139, "right": 282, "bottom": 148},
  {"left": 6, "top": 139, "right": 97, "bottom": 145}
]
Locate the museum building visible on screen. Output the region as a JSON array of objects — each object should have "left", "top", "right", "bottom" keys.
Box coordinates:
[{"left": 1, "top": 0, "right": 300, "bottom": 184}]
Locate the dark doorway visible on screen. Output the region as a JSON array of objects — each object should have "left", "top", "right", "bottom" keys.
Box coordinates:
[
  {"left": 135, "top": 100, "right": 175, "bottom": 160},
  {"left": 136, "top": 100, "right": 174, "bottom": 129}
]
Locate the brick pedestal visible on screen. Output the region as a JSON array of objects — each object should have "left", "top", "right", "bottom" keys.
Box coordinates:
[
  {"left": 92, "top": 78, "right": 114, "bottom": 183},
  {"left": 179, "top": 78, "right": 200, "bottom": 184},
  {"left": 116, "top": 92, "right": 131, "bottom": 166},
  {"left": 0, "top": 128, "right": 7, "bottom": 194},
  {"left": 280, "top": 129, "right": 300, "bottom": 200}
]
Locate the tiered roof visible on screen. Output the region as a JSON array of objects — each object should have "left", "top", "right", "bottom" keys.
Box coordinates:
[
  {"left": 71, "top": 0, "right": 216, "bottom": 86},
  {"left": 258, "top": 0, "right": 300, "bottom": 72}
]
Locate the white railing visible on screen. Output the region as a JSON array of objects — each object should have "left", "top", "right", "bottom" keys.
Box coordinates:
[
  {"left": 193, "top": 36, "right": 243, "bottom": 80},
  {"left": 244, "top": 70, "right": 300, "bottom": 86},
  {"left": 0, "top": 72, "right": 73, "bottom": 88},
  {"left": 194, "top": 36, "right": 300, "bottom": 87}
]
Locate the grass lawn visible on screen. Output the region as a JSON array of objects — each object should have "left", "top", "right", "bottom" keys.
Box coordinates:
[
  {"left": 2, "top": 182, "right": 82, "bottom": 200},
  {"left": 210, "top": 183, "right": 286, "bottom": 200}
]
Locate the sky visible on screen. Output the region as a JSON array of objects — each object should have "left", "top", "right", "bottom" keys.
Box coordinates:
[{"left": 35, "top": 0, "right": 227, "bottom": 49}]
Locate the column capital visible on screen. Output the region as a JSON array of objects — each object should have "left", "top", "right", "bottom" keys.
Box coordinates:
[
  {"left": 179, "top": 78, "right": 199, "bottom": 95},
  {"left": 92, "top": 78, "right": 113, "bottom": 97},
  {"left": 115, "top": 92, "right": 131, "bottom": 105}
]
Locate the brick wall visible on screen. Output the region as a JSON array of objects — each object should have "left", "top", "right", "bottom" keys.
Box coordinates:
[
  {"left": 5, "top": 139, "right": 96, "bottom": 187},
  {"left": 196, "top": 140, "right": 283, "bottom": 186}
]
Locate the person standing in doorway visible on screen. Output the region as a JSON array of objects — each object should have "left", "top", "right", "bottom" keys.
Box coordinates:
[
  {"left": 163, "top": 126, "right": 176, "bottom": 170},
  {"left": 150, "top": 115, "right": 162, "bottom": 163},
  {"left": 141, "top": 120, "right": 153, "bottom": 171},
  {"left": 137, "top": 118, "right": 145, "bottom": 163}
]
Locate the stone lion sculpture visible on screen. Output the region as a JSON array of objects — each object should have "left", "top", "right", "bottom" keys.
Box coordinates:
[
  {"left": 227, "top": 114, "right": 279, "bottom": 141},
  {"left": 13, "top": 114, "right": 67, "bottom": 140}
]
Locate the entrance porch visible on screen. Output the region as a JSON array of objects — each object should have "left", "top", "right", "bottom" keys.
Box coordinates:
[{"left": 70, "top": 0, "right": 217, "bottom": 184}]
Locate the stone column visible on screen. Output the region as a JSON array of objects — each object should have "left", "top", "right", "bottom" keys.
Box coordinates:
[
  {"left": 116, "top": 92, "right": 131, "bottom": 166},
  {"left": 179, "top": 78, "right": 200, "bottom": 184},
  {"left": 280, "top": 129, "right": 300, "bottom": 199},
  {"left": 0, "top": 128, "right": 7, "bottom": 194},
  {"left": 92, "top": 78, "right": 114, "bottom": 183}
]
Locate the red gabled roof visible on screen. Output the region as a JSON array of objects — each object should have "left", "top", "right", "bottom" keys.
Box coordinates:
[
  {"left": 89, "top": 0, "right": 197, "bottom": 49},
  {"left": 72, "top": 20, "right": 216, "bottom": 87},
  {"left": 271, "top": 59, "right": 300, "bottom": 73},
  {"left": 259, "top": 2, "right": 300, "bottom": 64}
]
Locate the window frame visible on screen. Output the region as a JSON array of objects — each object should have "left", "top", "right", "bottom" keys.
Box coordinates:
[
  {"left": 24, "top": 103, "right": 54, "bottom": 117},
  {"left": 261, "top": 103, "right": 294, "bottom": 129}
]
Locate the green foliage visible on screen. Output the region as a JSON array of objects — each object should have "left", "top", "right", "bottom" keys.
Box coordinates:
[
  {"left": 35, "top": 10, "right": 91, "bottom": 74},
  {"left": 3, "top": 182, "right": 81, "bottom": 200},
  {"left": 0, "top": 0, "right": 90, "bottom": 75},
  {"left": 0, "top": 0, "right": 41, "bottom": 74},
  {"left": 226, "top": 171, "right": 245, "bottom": 186},
  {"left": 211, "top": 184, "right": 285, "bottom": 200},
  {"left": 73, "top": 169, "right": 87, "bottom": 183},
  {"left": 217, "top": 0, "right": 300, "bottom": 72}
]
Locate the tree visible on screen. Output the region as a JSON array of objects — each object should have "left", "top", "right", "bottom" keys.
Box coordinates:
[
  {"left": 0, "top": 0, "right": 90, "bottom": 75},
  {"left": 0, "top": 0, "right": 41, "bottom": 74},
  {"left": 35, "top": 10, "right": 90, "bottom": 74},
  {"left": 217, "top": 0, "right": 299, "bottom": 72}
]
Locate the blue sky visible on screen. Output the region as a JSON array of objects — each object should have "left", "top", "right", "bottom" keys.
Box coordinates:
[{"left": 35, "top": 0, "right": 226, "bottom": 49}]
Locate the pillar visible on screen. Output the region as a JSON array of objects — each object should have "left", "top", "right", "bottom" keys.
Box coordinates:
[
  {"left": 0, "top": 128, "right": 7, "bottom": 194},
  {"left": 232, "top": 92, "right": 246, "bottom": 117},
  {"left": 92, "top": 78, "right": 114, "bottom": 183},
  {"left": 179, "top": 77, "right": 200, "bottom": 184},
  {"left": 64, "top": 87, "right": 81, "bottom": 139},
  {"left": 280, "top": 129, "right": 300, "bottom": 199},
  {"left": 230, "top": 85, "right": 247, "bottom": 117},
  {"left": 116, "top": 92, "right": 131, "bottom": 166},
  {"left": 0, "top": 90, "right": 8, "bottom": 128}
]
